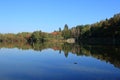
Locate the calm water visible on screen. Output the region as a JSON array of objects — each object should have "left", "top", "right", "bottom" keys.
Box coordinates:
[{"left": 0, "top": 43, "right": 120, "bottom": 80}]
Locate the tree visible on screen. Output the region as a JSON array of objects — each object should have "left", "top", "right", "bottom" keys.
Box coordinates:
[
  {"left": 64, "top": 24, "right": 69, "bottom": 31},
  {"left": 31, "top": 30, "right": 44, "bottom": 42},
  {"left": 62, "top": 24, "right": 71, "bottom": 39},
  {"left": 59, "top": 27, "right": 61, "bottom": 32}
]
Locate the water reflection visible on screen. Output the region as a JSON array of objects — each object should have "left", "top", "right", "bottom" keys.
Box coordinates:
[
  {"left": 83, "top": 45, "right": 120, "bottom": 68},
  {"left": 0, "top": 42, "right": 120, "bottom": 69},
  {"left": 0, "top": 42, "right": 120, "bottom": 80}
]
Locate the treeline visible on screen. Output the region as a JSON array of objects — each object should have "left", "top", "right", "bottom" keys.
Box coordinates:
[
  {"left": 0, "top": 32, "right": 31, "bottom": 43},
  {"left": 61, "top": 13, "right": 120, "bottom": 44},
  {"left": 28, "top": 30, "right": 62, "bottom": 43},
  {"left": 82, "top": 13, "right": 120, "bottom": 38},
  {"left": 0, "top": 31, "right": 62, "bottom": 43},
  {"left": 0, "top": 13, "right": 120, "bottom": 44}
]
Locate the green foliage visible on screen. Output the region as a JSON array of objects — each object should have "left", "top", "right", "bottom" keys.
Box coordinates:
[
  {"left": 60, "top": 13, "right": 120, "bottom": 44},
  {"left": 59, "top": 27, "right": 61, "bottom": 32},
  {"left": 0, "top": 33, "right": 32, "bottom": 43},
  {"left": 0, "top": 13, "right": 120, "bottom": 44},
  {"left": 62, "top": 24, "right": 71, "bottom": 39},
  {"left": 30, "top": 30, "right": 44, "bottom": 42},
  {"left": 81, "top": 13, "right": 120, "bottom": 38}
]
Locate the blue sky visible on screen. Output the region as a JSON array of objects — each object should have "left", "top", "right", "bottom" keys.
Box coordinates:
[{"left": 0, "top": 0, "right": 120, "bottom": 33}]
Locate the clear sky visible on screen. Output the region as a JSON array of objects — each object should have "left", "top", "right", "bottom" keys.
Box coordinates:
[{"left": 0, "top": 0, "right": 120, "bottom": 33}]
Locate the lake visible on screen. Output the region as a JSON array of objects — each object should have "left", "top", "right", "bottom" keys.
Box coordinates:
[{"left": 0, "top": 42, "right": 120, "bottom": 80}]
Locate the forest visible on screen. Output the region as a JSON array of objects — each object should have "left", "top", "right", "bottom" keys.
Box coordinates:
[{"left": 0, "top": 13, "right": 120, "bottom": 44}]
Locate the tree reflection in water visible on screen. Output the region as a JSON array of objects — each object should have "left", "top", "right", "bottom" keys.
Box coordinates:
[{"left": 0, "top": 42, "right": 120, "bottom": 68}]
